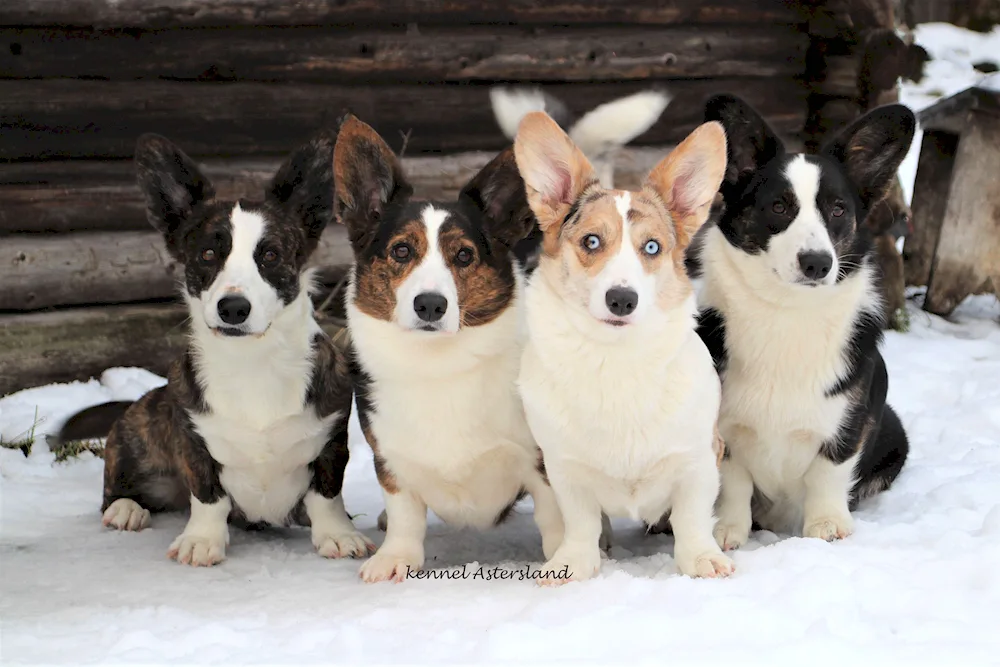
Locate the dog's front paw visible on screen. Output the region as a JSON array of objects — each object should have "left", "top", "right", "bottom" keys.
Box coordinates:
[
  {"left": 359, "top": 549, "right": 423, "bottom": 583},
  {"left": 676, "top": 548, "right": 735, "bottom": 578},
  {"left": 314, "top": 529, "right": 376, "bottom": 559},
  {"left": 713, "top": 520, "right": 750, "bottom": 551},
  {"left": 803, "top": 514, "right": 854, "bottom": 541},
  {"left": 537, "top": 546, "right": 601, "bottom": 587},
  {"left": 167, "top": 530, "right": 228, "bottom": 567},
  {"left": 102, "top": 498, "right": 151, "bottom": 531}
]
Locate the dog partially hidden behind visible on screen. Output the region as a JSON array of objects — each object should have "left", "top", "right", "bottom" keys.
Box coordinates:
[
  {"left": 695, "top": 95, "right": 913, "bottom": 549},
  {"left": 55, "top": 132, "right": 373, "bottom": 566},
  {"left": 333, "top": 115, "right": 565, "bottom": 583},
  {"left": 514, "top": 111, "right": 733, "bottom": 584}
]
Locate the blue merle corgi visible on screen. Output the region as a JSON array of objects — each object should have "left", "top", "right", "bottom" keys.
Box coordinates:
[{"left": 693, "top": 95, "right": 913, "bottom": 548}]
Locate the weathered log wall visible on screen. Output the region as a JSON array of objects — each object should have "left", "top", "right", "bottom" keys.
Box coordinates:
[{"left": 0, "top": 0, "right": 912, "bottom": 393}]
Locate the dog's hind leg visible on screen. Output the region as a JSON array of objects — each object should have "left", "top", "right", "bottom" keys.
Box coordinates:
[{"left": 851, "top": 405, "right": 909, "bottom": 508}]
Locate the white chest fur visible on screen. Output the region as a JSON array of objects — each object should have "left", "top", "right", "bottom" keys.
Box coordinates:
[
  {"left": 348, "top": 279, "right": 538, "bottom": 529},
  {"left": 189, "top": 306, "right": 336, "bottom": 524},
  {"left": 518, "top": 273, "right": 721, "bottom": 522},
  {"left": 700, "top": 228, "right": 878, "bottom": 499}
]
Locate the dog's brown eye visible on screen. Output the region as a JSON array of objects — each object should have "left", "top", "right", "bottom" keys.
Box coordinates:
[
  {"left": 831, "top": 204, "right": 845, "bottom": 217},
  {"left": 455, "top": 247, "right": 474, "bottom": 267},
  {"left": 201, "top": 248, "right": 216, "bottom": 263},
  {"left": 391, "top": 243, "right": 411, "bottom": 262},
  {"left": 772, "top": 201, "right": 786, "bottom": 215},
  {"left": 262, "top": 249, "right": 279, "bottom": 265}
]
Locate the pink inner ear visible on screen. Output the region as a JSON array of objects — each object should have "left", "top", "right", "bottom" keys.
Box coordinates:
[
  {"left": 546, "top": 162, "right": 573, "bottom": 207},
  {"left": 671, "top": 163, "right": 700, "bottom": 213}
]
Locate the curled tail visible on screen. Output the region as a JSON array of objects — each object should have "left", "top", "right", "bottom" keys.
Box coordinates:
[
  {"left": 489, "top": 85, "right": 670, "bottom": 187},
  {"left": 50, "top": 401, "right": 134, "bottom": 447}
]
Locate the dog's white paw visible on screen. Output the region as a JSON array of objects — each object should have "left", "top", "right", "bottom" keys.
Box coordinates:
[
  {"left": 359, "top": 550, "right": 422, "bottom": 583},
  {"left": 537, "top": 546, "right": 601, "bottom": 587},
  {"left": 167, "top": 531, "right": 228, "bottom": 567},
  {"left": 676, "top": 549, "right": 735, "bottom": 579},
  {"left": 314, "top": 530, "right": 376, "bottom": 559},
  {"left": 102, "top": 499, "right": 150, "bottom": 531},
  {"left": 803, "top": 514, "right": 854, "bottom": 541},
  {"left": 713, "top": 521, "right": 750, "bottom": 551}
]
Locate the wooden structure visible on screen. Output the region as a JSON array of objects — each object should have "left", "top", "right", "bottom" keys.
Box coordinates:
[
  {"left": 905, "top": 80, "right": 1000, "bottom": 316},
  {"left": 0, "top": 0, "right": 915, "bottom": 394}
]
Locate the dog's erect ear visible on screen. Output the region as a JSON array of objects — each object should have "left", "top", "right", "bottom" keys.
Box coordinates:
[
  {"left": 645, "top": 121, "right": 727, "bottom": 249},
  {"left": 135, "top": 133, "right": 215, "bottom": 257},
  {"left": 821, "top": 103, "right": 916, "bottom": 210},
  {"left": 268, "top": 129, "right": 336, "bottom": 258},
  {"left": 513, "top": 111, "right": 597, "bottom": 233},
  {"left": 459, "top": 147, "right": 535, "bottom": 250},
  {"left": 704, "top": 94, "right": 784, "bottom": 191},
  {"left": 333, "top": 115, "right": 411, "bottom": 249}
]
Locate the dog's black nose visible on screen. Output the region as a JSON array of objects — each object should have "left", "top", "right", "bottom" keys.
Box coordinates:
[
  {"left": 218, "top": 295, "right": 252, "bottom": 325},
  {"left": 605, "top": 287, "right": 638, "bottom": 317},
  {"left": 414, "top": 292, "right": 448, "bottom": 323},
  {"left": 798, "top": 252, "right": 833, "bottom": 281}
]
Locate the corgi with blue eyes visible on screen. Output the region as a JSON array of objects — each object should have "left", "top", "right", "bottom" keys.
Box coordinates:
[{"left": 514, "top": 112, "right": 733, "bottom": 584}]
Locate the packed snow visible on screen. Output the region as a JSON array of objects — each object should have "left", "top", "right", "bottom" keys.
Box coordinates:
[
  {"left": 2, "top": 295, "right": 998, "bottom": 664},
  {"left": 3, "top": 21, "right": 1000, "bottom": 667}
]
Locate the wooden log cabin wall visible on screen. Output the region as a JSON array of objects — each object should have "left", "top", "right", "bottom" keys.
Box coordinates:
[{"left": 0, "top": 0, "right": 916, "bottom": 394}]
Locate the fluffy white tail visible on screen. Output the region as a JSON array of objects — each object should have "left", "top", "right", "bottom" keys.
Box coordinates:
[
  {"left": 489, "top": 86, "right": 670, "bottom": 186},
  {"left": 567, "top": 90, "right": 671, "bottom": 158}
]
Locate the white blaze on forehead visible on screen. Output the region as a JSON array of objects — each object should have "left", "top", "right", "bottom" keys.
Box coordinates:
[
  {"left": 768, "top": 154, "right": 839, "bottom": 285},
  {"left": 613, "top": 191, "right": 631, "bottom": 224},
  {"left": 392, "top": 204, "right": 461, "bottom": 332},
  {"left": 223, "top": 203, "right": 267, "bottom": 288},
  {"left": 784, "top": 155, "right": 821, "bottom": 205},
  {"left": 196, "top": 202, "right": 284, "bottom": 334}
]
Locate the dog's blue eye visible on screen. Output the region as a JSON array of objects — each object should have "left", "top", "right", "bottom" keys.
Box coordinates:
[
  {"left": 644, "top": 240, "right": 660, "bottom": 256},
  {"left": 831, "top": 204, "right": 845, "bottom": 217},
  {"left": 583, "top": 234, "right": 601, "bottom": 251}
]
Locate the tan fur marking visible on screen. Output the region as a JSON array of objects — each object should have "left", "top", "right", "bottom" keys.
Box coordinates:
[
  {"left": 353, "top": 219, "right": 428, "bottom": 322},
  {"left": 362, "top": 423, "right": 398, "bottom": 494},
  {"left": 437, "top": 224, "right": 515, "bottom": 328}
]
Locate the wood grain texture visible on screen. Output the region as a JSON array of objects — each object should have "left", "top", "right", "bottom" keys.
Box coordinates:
[
  {"left": 0, "top": 25, "right": 807, "bottom": 82},
  {"left": 0, "top": 147, "right": 682, "bottom": 233},
  {"left": 0, "top": 0, "right": 802, "bottom": 28},
  {"left": 0, "top": 78, "right": 809, "bottom": 159},
  {"left": 0, "top": 226, "right": 352, "bottom": 310}
]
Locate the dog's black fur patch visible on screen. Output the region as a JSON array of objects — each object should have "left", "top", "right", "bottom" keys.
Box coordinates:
[{"left": 696, "top": 94, "right": 913, "bottom": 504}]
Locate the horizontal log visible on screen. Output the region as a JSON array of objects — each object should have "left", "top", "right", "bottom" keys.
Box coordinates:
[
  {"left": 0, "top": 304, "right": 187, "bottom": 396},
  {"left": 0, "top": 226, "right": 351, "bottom": 310},
  {"left": 0, "top": 25, "right": 808, "bottom": 83},
  {"left": 0, "top": 78, "right": 809, "bottom": 159},
  {"left": 0, "top": 148, "right": 684, "bottom": 234},
  {"left": 0, "top": 303, "right": 349, "bottom": 395},
  {"left": 0, "top": 0, "right": 802, "bottom": 28}
]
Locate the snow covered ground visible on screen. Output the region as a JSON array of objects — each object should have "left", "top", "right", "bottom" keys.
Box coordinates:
[
  {"left": 2, "top": 295, "right": 999, "bottom": 665},
  {"left": 3, "top": 21, "right": 1000, "bottom": 667}
]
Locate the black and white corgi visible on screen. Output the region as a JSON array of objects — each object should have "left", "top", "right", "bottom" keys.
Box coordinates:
[
  {"left": 54, "top": 132, "right": 373, "bottom": 566},
  {"left": 695, "top": 95, "right": 913, "bottom": 548},
  {"left": 514, "top": 111, "right": 732, "bottom": 584},
  {"left": 333, "top": 116, "right": 564, "bottom": 583}
]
